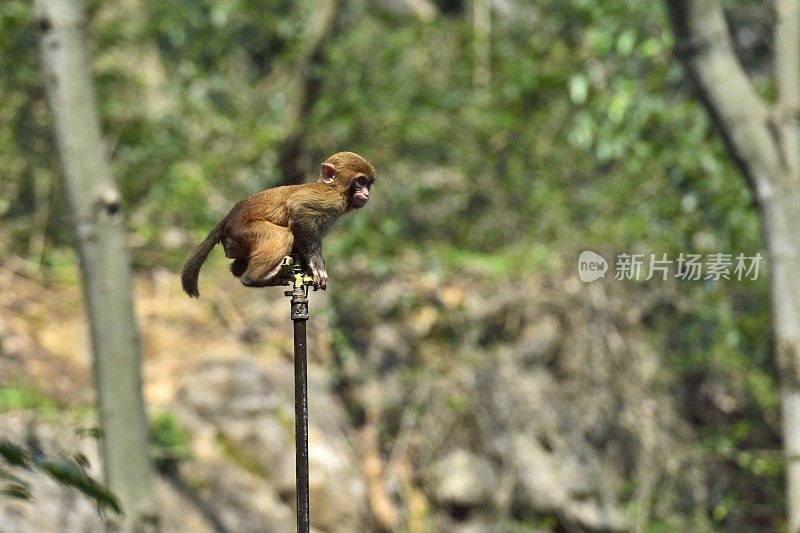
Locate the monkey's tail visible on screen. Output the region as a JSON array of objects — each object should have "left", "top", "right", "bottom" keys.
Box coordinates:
[{"left": 181, "top": 224, "right": 221, "bottom": 298}]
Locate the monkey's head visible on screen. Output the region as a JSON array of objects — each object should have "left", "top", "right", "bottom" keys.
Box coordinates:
[{"left": 319, "top": 151, "right": 376, "bottom": 209}]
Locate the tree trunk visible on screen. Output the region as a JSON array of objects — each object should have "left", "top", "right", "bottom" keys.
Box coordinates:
[
  {"left": 765, "top": 196, "right": 800, "bottom": 533},
  {"left": 772, "top": 4, "right": 800, "bottom": 524},
  {"left": 665, "top": 0, "right": 800, "bottom": 528},
  {"left": 35, "top": 0, "right": 157, "bottom": 530}
]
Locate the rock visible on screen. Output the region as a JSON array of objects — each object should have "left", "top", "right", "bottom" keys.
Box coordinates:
[
  {"left": 431, "top": 449, "right": 497, "bottom": 509},
  {"left": 0, "top": 413, "right": 211, "bottom": 533},
  {"left": 516, "top": 314, "right": 561, "bottom": 366},
  {"left": 175, "top": 358, "right": 368, "bottom": 533},
  {"left": 0, "top": 358, "right": 371, "bottom": 533},
  {"left": 177, "top": 455, "right": 294, "bottom": 532},
  {"left": 306, "top": 438, "right": 367, "bottom": 532}
]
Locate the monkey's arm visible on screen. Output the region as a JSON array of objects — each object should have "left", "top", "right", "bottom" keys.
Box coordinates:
[
  {"left": 288, "top": 217, "right": 328, "bottom": 290},
  {"left": 286, "top": 186, "right": 347, "bottom": 289}
]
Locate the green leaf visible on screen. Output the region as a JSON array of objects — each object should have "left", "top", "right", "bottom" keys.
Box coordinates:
[
  {"left": 40, "top": 458, "right": 122, "bottom": 515},
  {"left": 0, "top": 439, "right": 31, "bottom": 469}
]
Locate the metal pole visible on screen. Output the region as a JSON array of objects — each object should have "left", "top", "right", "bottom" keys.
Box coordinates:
[{"left": 289, "top": 282, "right": 310, "bottom": 533}]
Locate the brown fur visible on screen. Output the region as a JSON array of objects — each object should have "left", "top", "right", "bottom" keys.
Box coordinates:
[{"left": 181, "top": 152, "right": 375, "bottom": 297}]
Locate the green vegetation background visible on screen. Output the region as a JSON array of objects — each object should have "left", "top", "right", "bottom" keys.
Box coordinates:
[{"left": 0, "top": 0, "right": 781, "bottom": 528}]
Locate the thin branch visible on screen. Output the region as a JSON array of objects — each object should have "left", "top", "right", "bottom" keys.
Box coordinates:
[
  {"left": 473, "top": 0, "right": 491, "bottom": 87},
  {"left": 277, "top": 0, "right": 342, "bottom": 185}
]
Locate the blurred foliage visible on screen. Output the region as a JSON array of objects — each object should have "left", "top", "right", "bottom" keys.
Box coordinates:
[
  {"left": 0, "top": 386, "right": 58, "bottom": 413},
  {"left": 150, "top": 410, "right": 192, "bottom": 464},
  {"left": 0, "top": 0, "right": 782, "bottom": 529},
  {"left": 0, "top": 0, "right": 764, "bottom": 260},
  {"left": 0, "top": 438, "right": 121, "bottom": 515}
]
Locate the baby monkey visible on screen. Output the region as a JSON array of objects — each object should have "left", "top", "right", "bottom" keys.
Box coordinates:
[{"left": 181, "top": 151, "right": 375, "bottom": 297}]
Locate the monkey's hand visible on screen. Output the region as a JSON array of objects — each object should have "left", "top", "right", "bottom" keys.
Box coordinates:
[{"left": 309, "top": 257, "right": 328, "bottom": 290}]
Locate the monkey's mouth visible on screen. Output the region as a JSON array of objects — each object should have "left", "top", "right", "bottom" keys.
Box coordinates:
[{"left": 352, "top": 194, "right": 369, "bottom": 208}]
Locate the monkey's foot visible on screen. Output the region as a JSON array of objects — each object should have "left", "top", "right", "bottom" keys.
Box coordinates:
[
  {"left": 264, "top": 275, "right": 291, "bottom": 286},
  {"left": 240, "top": 274, "right": 291, "bottom": 288}
]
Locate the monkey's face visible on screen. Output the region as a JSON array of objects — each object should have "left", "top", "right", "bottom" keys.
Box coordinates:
[
  {"left": 350, "top": 176, "right": 372, "bottom": 208},
  {"left": 319, "top": 152, "right": 376, "bottom": 208}
]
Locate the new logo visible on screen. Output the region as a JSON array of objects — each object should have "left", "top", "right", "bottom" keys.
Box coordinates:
[{"left": 578, "top": 251, "right": 608, "bottom": 282}]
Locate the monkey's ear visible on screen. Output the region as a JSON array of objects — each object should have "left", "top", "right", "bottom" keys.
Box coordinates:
[{"left": 321, "top": 163, "right": 335, "bottom": 184}]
